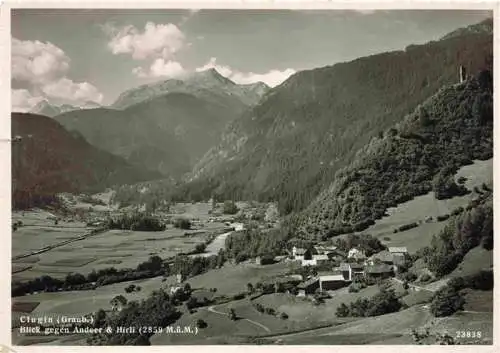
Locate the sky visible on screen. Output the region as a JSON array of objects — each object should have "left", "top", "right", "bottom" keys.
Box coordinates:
[{"left": 11, "top": 9, "right": 492, "bottom": 111}]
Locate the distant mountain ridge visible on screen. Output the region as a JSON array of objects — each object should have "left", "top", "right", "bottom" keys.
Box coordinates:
[
  {"left": 112, "top": 68, "right": 270, "bottom": 109},
  {"left": 12, "top": 112, "right": 160, "bottom": 209},
  {"left": 29, "top": 100, "right": 102, "bottom": 118},
  {"left": 54, "top": 69, "right": 270, "bottom": 178},
  {"left": 179, "top": 20, "right": 493, "bottom": 215}
]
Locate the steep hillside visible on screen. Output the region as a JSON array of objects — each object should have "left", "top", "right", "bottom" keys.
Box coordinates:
[
  {"left": 112, "top": 68, "right": 270, "bottom": 109},
  {"left": 12, "top": 113, "right": 160, "bottom": 209},
  {"left": 296, "top": 70, "right": 492, "bottom": 238},
  {"left": 55, "top": 87, "right": 247, "bottom": 177},
  {"left": 184, "top": 21, "right": 492, "bottom": 214},
  {"left": 441, "top": 17, "right": 493, "bottom": 41}
]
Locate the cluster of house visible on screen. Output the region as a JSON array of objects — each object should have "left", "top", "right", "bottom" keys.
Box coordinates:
[{"left": 292, "top": 245, "right": 409, "bottom": 297}]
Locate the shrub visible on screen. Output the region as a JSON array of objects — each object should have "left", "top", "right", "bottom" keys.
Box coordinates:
[
  {"left": 397, "top": 222, "right": 419, "bottom": 232},
  {"left": 348, "top": 284, "right": 360, "bottom": 293},
  {"left": 223, "top": 201, "right": 239, "bottom": 215},
  {"left": 399, "top": 271, "right": 418, "bottom": 282},
  {"left": 430, "top": 286, "right": 465, "bottom": 317},
  {"left": 280, "top": 312, "right": 289, "bottom": 320},
  {"left": 337, "top": 288, "right": 402, "bottom": 317},
  {"left": 254, "top": 303, "right": 265, "bottom": 313},
  {"left": 436, "top": 214, "right": 450, "bottom": 222},
  {"left": 336, "top": 303, "right": 350, "bottom": 317},
  {"left": 196, "top": 319, "right": 208, "bottom": 329},
  {"left": 420, "top": 273, "right": 432, "bottom": 283},
  {"left": 174, "top": 218, "right": 191, "bottom": 230},
  {"left": 193, "top": 243, "right": 206, "bottom": 254},
  {"left": 235, "top": 253, "right": 249, "bottom": 264},
  {"left": 265, "top": 307, "right": 276, "bottom": 315},
  {"left": 233, "top": 293, "right": 246, "bottom": 300}
]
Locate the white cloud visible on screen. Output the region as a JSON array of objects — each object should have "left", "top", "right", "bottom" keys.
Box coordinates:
[
  {"left": 105, "top": 22, "right": 185, "bottom": 61},
  {"left": 231, "top": 69, "right": 296, "bottom": 87},
  {"left": 196, "top": 57, "right": 295, "bottom": 87},
  {"left": 133, "top": 59, "right": 186, "bottom": 78},
  {"left": 11, "top": 37, "right": 104, "bottom": 109},
  {"left": 196, "top": 57, "right": 233, "bottom": 78},
  {"left": 12, "top": 38, "right": 70, "bottom": 84},
  {"left": 41, "top": 78, "right": 104, "bottom": 104},
  {"left": 11, "top": 89, "right": 45, "bottom": 112}
]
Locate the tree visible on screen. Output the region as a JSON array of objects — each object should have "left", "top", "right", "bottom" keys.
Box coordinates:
[
  {"left": 183, "top": 282, "right": 192, "bottom": 295},
  {"left": 110, "top": 295, "right": 128, "bottom": 312},
  {"left": 174, "top": 218, "right": 191, "bottom": 230},
  {"left": 247, "top": 283, "right": 254, "bottom": 294},
  {"left": 336, "top": 303, "right": 350, "bottom": 317}
]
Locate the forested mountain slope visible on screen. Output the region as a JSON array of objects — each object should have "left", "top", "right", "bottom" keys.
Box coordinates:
[
  {"left": 183, "top": 20, "right": 492, "bottom": 215},
  {"left": 12, "top": 113, "right": 160, "bottom": 209},
  {"left": 294, "top": 70, "right": 492, "bottom": 238}
]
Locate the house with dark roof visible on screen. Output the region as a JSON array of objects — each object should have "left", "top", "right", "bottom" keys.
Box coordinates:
[
  {"left": 319, "top": 274, "right": 347, "bottom": 291},
  {"left": 368, "top": 250, "right": 394, "bottom": 265},
  {"left": 365, "top": 264, "right": 394, "bottom": 280},
  {"left": 297, "top": 277, "right": 320, "bottom": 296},
  {"left": 339, "top": 262, "right": 365, "bottom": 281}
]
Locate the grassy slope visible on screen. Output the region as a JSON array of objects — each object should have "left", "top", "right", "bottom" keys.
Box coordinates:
[{"left": 353, "top": 159, "right": 492, "bottom": 253}]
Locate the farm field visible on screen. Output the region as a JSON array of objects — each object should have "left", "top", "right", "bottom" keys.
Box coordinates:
[
  {"left": 12, "top": 209, "right": 89, "bottom": 258},
  {"left": 12, "top": 275, "right": 178, "bottom": 316},
  {"left": 186, "top": 261, "right": 301, "bottom": 296},
  {"left": 355, "top": 159, "right": 492, "bottom": 254},
  {"left": 12, "top": 212, "right": 227, "bottom": 281}
]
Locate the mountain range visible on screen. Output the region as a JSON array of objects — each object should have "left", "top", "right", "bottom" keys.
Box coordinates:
[
  {"left": 29, "top": 100, "right": 102, "bottom": 118},
  {"left": 54, "top": 69, "right": 270, "bottom": 177},
  {"left": 112, "top": 68, "right": 270, "bottom": 109},
  {"left": 179, "top": 18, "right": 493, "bottom": 217}
]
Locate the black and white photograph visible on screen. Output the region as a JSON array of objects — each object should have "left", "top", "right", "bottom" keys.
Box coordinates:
[{"left": 7, "top": 3, "right": 495, "bottom": 347}]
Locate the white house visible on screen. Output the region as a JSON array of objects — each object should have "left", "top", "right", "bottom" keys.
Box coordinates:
[
  {"left": 169, "top": 286, "right": 182, "bottom": 295},
  {"left": 292, "top": 246, "right": 307, "bottom": 260},
  {"left": 300, "top": 254, "right": 329, "bottom": 267},
  {"left": 347, "top": 248, "right": 366, "bottom": 261},
  {"left": 388, "top": 247, "right": 408, "bottom": 256}
]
